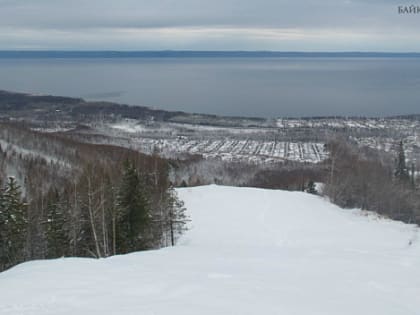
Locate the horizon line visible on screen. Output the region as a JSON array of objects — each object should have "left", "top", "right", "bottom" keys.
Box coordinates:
[
  {"left": 1, "top": 49, "right": 420, "bottom": 53},
  {"left": 1, "top": 50, "right": 420, "bottom": 58}
]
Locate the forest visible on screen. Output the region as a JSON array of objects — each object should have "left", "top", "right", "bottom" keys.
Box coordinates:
[
  {"left": 0, "top": 122, "right": 188, "bottom": 271},
  {"left": 323, "top": 138, "right": 420, "bottom": 225}
]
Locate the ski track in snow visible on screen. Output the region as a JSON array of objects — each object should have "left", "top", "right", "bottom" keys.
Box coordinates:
[{"left": 0, "top": 185, "right": 419, "bottom": 315}]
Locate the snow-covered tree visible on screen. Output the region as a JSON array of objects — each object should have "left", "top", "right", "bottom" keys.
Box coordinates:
[{"left": 0, "top": 177, "right": 27, "bottom": 270}]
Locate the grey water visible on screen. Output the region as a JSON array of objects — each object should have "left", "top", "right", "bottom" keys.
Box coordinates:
[{"left": 1, "top": 56, "right": 420, "bottom": 118}]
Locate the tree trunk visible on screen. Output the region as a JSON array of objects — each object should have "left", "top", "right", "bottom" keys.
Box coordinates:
[{"left": 87, "top": 176, "right": 101, "bottom": 258}]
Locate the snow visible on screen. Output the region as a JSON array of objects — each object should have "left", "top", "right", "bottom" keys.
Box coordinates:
[
  {"left": 0, "top": 139, "right": 70, "bottom": 168},
  {"left": 1, "top": 185, "right": 419, "bottom": 314}
]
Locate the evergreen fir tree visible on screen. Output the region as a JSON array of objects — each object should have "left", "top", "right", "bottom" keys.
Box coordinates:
[
  {"left": 306, "top": 180, "right": 318, "bottom": 195},
  {"left": 0, "top": 177, "right": 27, "bottom": 269},
  {"left": 395, "top": 140, "right": 409, "bottom": 182},
  {"left": 116, "top": 160, "right": 150, "bottom": 253},
  {"left": 44, "top": 188, "right": 68, "bottom": 258},
  {"left": 166, "top": 186, "right": 188, "bottom": 246},
  {"left": 0, "top": 179, "right": 6, "bottom": 269}
]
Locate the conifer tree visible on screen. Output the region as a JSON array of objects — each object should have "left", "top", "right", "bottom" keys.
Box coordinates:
[
  {"left": 306, "top": 180, "right": 318, "bottom": 195},
  {"left": 0, "top": 177, "right": 27, "bottom": 269},
  {"left": 116, "top": 160, "right": 150, "bottom": 253},
  {"left": 44, "top": 188, "right": 68, "bottom": 258},
  {"left": 395, "top": 140, "right": 409, "bottom": 182},
  {"left": 0, "top": 179, "right": 6, "bottom": 269},
  {"left": 165, "top": 186, "right": 188, "bottom": 246}
]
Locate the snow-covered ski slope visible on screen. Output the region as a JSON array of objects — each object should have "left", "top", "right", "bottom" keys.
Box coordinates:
[{"left": 1, "top": 185, "right": 419, "bottom": 315}]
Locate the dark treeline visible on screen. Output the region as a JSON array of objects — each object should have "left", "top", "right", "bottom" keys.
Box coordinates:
[
  {"left": 249, "top": 167, "right": 326, "bottom": 191},
  {"left": 323, "top": 138, "right": 420, "bottom": 225},
  {"left": 0, "top": 123, "right": 188, "bottom": 271},
  {"left": 171, "top": 154, "right": 327, "bottom": 192}
]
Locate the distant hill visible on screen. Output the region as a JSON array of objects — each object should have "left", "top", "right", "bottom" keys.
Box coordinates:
[{"left": 0, "top": 90, "right": 268, "bottom": 127}]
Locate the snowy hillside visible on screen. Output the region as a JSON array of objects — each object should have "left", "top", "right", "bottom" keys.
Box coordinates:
[{"left": 1, "top": 185, "right": 419, "bottom": 314}]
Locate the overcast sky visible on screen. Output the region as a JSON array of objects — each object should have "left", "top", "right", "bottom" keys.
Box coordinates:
[{"left": 0, "top": 0, "right": 419, "bottom": 51}]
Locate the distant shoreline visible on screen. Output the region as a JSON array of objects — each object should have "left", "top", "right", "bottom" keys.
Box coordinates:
[
  {"left": 1, "top": 89, "right": 420, "bottom": 121},
  {"left": 1, "top": 51, "right": 420, "bottom": 58}
]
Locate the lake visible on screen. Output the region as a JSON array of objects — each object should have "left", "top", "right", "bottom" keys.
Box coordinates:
[{"left": 1, "top": 57, "right": 420, "bottom": 118}]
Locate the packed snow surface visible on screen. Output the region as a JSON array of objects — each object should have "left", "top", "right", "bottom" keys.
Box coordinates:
[{"left": 1, "top": 185, "right": 420, "bottom": 314}]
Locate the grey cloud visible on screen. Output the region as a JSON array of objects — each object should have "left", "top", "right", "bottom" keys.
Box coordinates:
[
  {"left": 0, "top": 0, "right": 409, "bottom": 29},
  {"left": 0, "top": 0, "right": 418, "bottom": 50}
]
